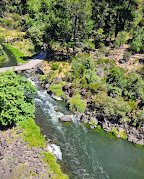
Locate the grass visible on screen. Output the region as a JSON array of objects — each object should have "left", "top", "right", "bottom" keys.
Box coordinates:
[
  {"left": 43, "top": 153, "right": 69, "bottom": 179},
  {"left": 19, "top": 118, "right": 45, "bottom": 148},
  {"left": 0, "top": 26, "right": 35, "bottom": 63},
  {"left": 19, "top": 118, "right": 68, "bottom": 178},
  {"left": 5, "top": 44, "right": 30, "bottom": 63}
]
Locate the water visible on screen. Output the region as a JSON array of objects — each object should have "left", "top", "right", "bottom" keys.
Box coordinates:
[
  {"left": 1, "top": 45, "right": 144, "bottom": 179},
  {"left": 29, "top": 76, "right": 144, "bottom": 179}
]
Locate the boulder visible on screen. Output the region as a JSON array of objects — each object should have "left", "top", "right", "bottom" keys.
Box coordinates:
[
  {"left": 44, "top": 84, "right": 50, "bottom": 89},
  {"left": 69, "top": 88, "right": 75, "bottom": 97},
  {"left": 62, "top": 85, "right": 69, "bottom": 91},
  {"left": 58, "top": 115, "right": 72, "bottom": 122},
  {"left": 55, "top": 77, "right": 62, "bottom": 83},
  {"left": 54, "top": 107, "right": 60, "bottom": 112},
  {"left": 136, "top": 139, "right": 144, "bottom": 146},
  {"left": 17, "top": 62, "right": 23, "bottom": 66}
]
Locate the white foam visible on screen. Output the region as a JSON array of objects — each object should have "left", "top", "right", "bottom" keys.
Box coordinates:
[{"left": 47, "top": 144, "right": 62, "bottom": 160}]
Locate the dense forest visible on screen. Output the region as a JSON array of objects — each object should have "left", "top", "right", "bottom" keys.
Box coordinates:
[{"left": 0, "top": 0, "right": 144, "bottom": 141}]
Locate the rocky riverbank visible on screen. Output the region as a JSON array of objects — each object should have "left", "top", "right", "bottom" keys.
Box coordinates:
[
  {"left": 0, "top": 127, "right": 53, "bottom": 179},
  {"left": 37, "top": 75, "right": 144, "bottom": 146}
]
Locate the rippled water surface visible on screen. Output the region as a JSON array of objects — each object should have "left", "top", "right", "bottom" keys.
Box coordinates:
[{"left": 29, "top": 76, "right": 144, "bottom": 179}]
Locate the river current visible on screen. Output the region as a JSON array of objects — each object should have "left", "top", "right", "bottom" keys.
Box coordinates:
[{"left": 1, "top": 43, "right": 144, "bottom": 179}]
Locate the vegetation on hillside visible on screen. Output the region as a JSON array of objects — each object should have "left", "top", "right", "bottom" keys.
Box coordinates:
[
  {"left": 0, "top": 44, "right": 8, "bottom": 64},
  {"left": 0, "top": 0, "right": 144, "bottom": 133}
]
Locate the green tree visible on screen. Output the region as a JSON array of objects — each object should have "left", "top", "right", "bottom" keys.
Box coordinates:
[{"left": 0, "top": 71, "right": 36, "bottom": 126}]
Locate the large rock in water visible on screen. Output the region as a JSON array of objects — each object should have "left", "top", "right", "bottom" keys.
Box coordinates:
[{"left": 58, "top": 115, "right": 72, "bottom": 122}]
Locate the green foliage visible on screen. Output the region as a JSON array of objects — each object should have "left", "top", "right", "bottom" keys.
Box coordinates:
[
  {"left": 123, "top": 51, "right": 132, "bottom": 62},
  {"left": 69, "top": 94, "right": 86, "bottom": 113},
  {"left": 131, "top": 26, "right": 144, "bottom": 52},
  {"left": 0, "top": 44, "right": 8, "bottom": 63},
  {"left": 114, "top": 31, "right": 128, "bottom": 48},
  {"left": 19, "top": 118, "right": 45, "bottom": 148},
  {"left": 50, "top": 84, "right": 64, "bottom": 97},
  {"left": 43, "top": 153, "right": 68, "bottom": 179},
  {"left": 94, "top": 93, "right": 131, "bottom": 123},
  {"left": 52, "top": 63, "right": 59, "bottom": 71},
  {"left": 0, "top": 71, "right": 36, "bottom": 126},
  {"left": 5, "top": 44, "right": 26, "bottom": 63},
  {"left": 120, "top": 131, "right": 127, "bottom": 140},
  {"left": 71, "top": 53, "right": 102, "bottom": 90}
]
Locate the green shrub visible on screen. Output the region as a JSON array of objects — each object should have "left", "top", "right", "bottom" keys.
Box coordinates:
[
  {"left": 43, "top": 153, "right": 68, "bottom": 179},
  {"left": 123, "top": 52, "right": 131, "bottom": 62},
  {"left": 114, "top": 31, "right": 128, "bottom": 48},
  {"left": 0, "top": 71, "right": 36, "bottom": 126},
  {"left": 69, "top": 94, "right": 87, "bottom": 113},
  {"left": 130, "top": 26, "right": 144, "bottom": 53},
  {"left": 120, "top": 131, "right": 127, "bottom": 140},
  {"left": 50, "top": 84, "right": 64, "bottom": 97},
  {"left": 94, "top": 93, "right": 131, "bottom": 123},
  {"left": 52, "top": 63, "right": 59, "bottom": 70}
]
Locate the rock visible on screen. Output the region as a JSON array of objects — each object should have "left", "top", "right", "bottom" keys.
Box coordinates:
[
  {"left": 81, "top": 89, "right": 87, "bottom": 96},
  {"left": 17, "top": 70, "right": 22, "bottom": 74},
  {"left": 136, "top": 139, "right": 144, "bottom": 146},
  {"left": 76, "top": 113, "right": 84, "bottom": 120},
  {"left": 69, "top": 88, "right": 75, "bottom": 97},
  {"left": 91, "top": 117, "right": 98, "bottom": 125},
  {"left": 80, "top": 114, "right": 88, "bottom": 123},
  {"left": 54, "top": 107, "right": 60, "bottom": 112},
  {"left": 62, "top": 85, "right": 69, "bottom": 91},
  {"left": 0, "top": 171, "right": 12, "bottom": 179},
  {"left": 55, "top": 77, "right": 62, "bottom": 83},
  {"left": 17, "top": 62, "right": 23, "bottom": 66},
  {"left": 44, "top": 84, "right": 50, "bottom": 89},
  {"left": 58, "top": 115, "right": 72, "bottom": 122},
  {"left": 90, "top": 125, "right": 95, "bottom": 129}
]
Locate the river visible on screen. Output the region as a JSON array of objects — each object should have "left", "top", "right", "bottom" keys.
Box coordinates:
[{"left": 1, "top": 43, "right": 144, "bottom": 179}]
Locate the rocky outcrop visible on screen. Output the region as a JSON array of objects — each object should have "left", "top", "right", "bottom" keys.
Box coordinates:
[
  {"left": 59, "top": 115, "right": 72, "bottom": 122},
  {"left": 0, "top": 128, "right": 52, "bottom": 179}
]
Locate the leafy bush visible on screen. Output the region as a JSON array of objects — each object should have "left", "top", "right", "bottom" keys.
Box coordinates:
[
  {"left": 120, "top": 131, "right": 127, "bottom": 140},
  {"left": 0, "top": 71, "right": 36, "bottom": 126},
  {"left": 94, "top": 93, "right": 131, "bottom": 123},
  {"left": 50, "top": 84, "right": 64, "bottom": 97},
  {"left": 69, "top": 94, "right": 87, "bottom": 113},
  {"left": 114, "top": 31, "right": 128, "bottom": 48},
  {"left": 52, "top": 63, "right": 59, "bottom": 71},
  {"left": 123, "top": 52, "right": 131, "bottom": 62},
  {"left": 130, "top": 26, "right": 144, "bottom": 52}
]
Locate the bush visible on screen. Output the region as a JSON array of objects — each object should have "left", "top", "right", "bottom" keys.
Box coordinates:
[
  {"left": 94, "top": 93, "right": 131, "bottom": 123},
  {"left": 114, "top": 31, "right": 128, "bottom": 48},
  {"left": 123, "top": 52, "right": 131, "bottom": 62},
  {"left": 69, "top": 94, "right": 87, "bottom": 113},
  {"left": 52, "top": 63, "right": 59, "bottom": 71},
  {"left": 50, "top": 84, "right": 64, "bottom": 97},
  {"left": 0, "top": 71, "right": 36, "bottom": 126},
  {"left": 130, "top": 26, "right": 144, "bottom": 53}
]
